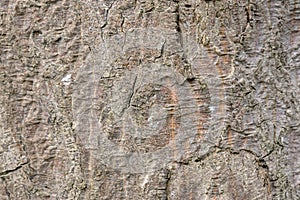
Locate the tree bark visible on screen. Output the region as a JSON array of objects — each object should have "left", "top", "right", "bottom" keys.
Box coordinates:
[{"left": 0, "top": 0, "right": 299, "bottom": 199}]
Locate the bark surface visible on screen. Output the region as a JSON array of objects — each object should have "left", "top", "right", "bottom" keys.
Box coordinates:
[{"left": 0, "top": 0, "right": 299, "bottom": 199}]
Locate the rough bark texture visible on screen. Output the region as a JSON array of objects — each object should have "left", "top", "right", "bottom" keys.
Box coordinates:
[{"left": 0, "top": 0, "right": 299, "bottom": 199}]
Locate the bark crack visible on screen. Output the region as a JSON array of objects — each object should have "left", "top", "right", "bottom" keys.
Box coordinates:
[
  {"left": 127, "top": 75, "right": 137, "bottom": 108},
  {"left": 0, "top": 161, "right": 29, "bottom": 177},
  {"left": 165, "top": 169, "right": 171, "bottom": 200}
]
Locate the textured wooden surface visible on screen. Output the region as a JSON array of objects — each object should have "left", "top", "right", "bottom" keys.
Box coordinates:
[{"left": 0, "top": 0, "right": 299, "bottom": 199}]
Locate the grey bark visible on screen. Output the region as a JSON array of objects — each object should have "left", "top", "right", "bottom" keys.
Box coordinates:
[{"left": 0, "top": 0, "right": 299, "bottom": 199}]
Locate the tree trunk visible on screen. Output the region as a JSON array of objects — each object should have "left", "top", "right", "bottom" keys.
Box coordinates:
[{"left": 0, "top": 0, "right": 299, "bottom": 199}]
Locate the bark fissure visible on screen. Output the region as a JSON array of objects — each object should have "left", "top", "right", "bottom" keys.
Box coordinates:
[{"left": 0, "top": 161, "right": 28, "bottom": 178}]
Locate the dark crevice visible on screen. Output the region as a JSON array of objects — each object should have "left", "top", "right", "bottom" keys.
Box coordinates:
[
  {"left": 176, "top": 2, "right": 196, "bottom": 81},
  {"left": 246, "top": 7, "right": 251, "bottom": 25},
  {"left": 145, "top": 7, "right": 155, "bottom": 13},
  {"left": 128, "top": 77, "right": 137, "bottom": 104},
  {"left": 261, "top": 148, "right": 274, "bottom": 159},
  {"left": 154, "top": 40, "right": 166, "bottom": 61},
  {"left": 165, "top": 169, "right": 171, "bottom": 200},
  {"left": 257, "top": 158, "right": 269, "bottom": 169},
  {"left": 100, "top": 0, "right": 115, "bottom": 29},
  {"left": 175, "top": 3, "right": 183, "bottom": 46},
  {"left": 126, "top": 75, "right": 137, "bottom": 109},
  {"left": 0, "top": 161, "right": 29, "bottom": 177}
]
